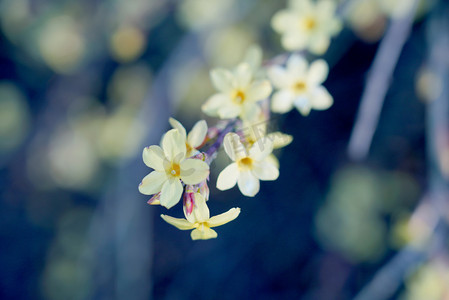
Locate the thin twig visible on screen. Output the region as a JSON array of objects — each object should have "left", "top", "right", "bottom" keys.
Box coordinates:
[{"left": 347, "top": 1, "right": 419, "bottom": 161}]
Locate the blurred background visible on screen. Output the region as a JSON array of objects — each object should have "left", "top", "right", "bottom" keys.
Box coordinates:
[{"left": 0, "top": 0, "right": 448, "bottom": 299}]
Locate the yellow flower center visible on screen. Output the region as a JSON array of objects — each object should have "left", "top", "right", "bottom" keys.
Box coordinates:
[
  {"left": 169, "top": 163, "right": 181, "bottom": 177},
  {"left": 232, "top": 90, "right": 246, "bottom": 104},
  {"left": 293, "top": 81, "right": 307, "bottom": 94},
  {"left": 186, "top": 143, "right": 193, "bottom": 154},
  {"left": 303, "top": 17, "right": 317, "bottom": 30},
  {"left": 237, "top": 157, "right": 253, "bottom": 170}
]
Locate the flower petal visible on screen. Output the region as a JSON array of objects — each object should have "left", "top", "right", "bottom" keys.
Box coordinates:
[
  {"left": 159, "top": 178, "right": 183, "bottom": 209},
  {"left": 210, "top": 69, "right": 234, "bottom": 92},
  {"left": 187, "top": 120, "right": 208, "bottom": 148},
  {"left": 237, "top": 171, "right": 260, "bottom": 197},
  {"left": 223, "top": 133, "right": 247, "bottom": 161},
  {"left": 268, "top": 66, "right": 293, "bottom": 89},
  {"left": 216, "top": 163, "right": 239, "bottom": 191},
  {"left": 218, "top": 104, "right": 241, "bottom": 119},
  {"left": 308, "top": 34, "right": 331, "bottom": 55},
  {"left": 202, "top": 94, "right": 229, "bottom": 117},
  {"left": 180, "top": 159, "right": 209, "bottom": 185},
  {"left": 233, "top": 63, "right": 252, "bottom": 89},
  {"left": 282, "top": 32, "right": 309, "bottom": 51},
  {"left": 208, "top": 208, "right": 241, "bottom": 227},
  {"left": 191, "top": 227, "right": 217, "bottom": 240},
  {"left": 143, "top": 146, "right": 165, "bottom": 171},
  {"left": 287, "top": 54, "right": 308, "bottom": 75},
  {"left": 162, "top": 129, "right": 186, "bottom": 162},
  {"left": 244, "top": 45, "right": 262, "bottom": 72},
  {"left": 138, "top": 171, "right": 167, "bottom": 195},
  {"left": 249, "top": 138, "right": 273, "bottom": 161},
  {"left": 271, "top": 10, "right": 295, "bottom": 32},
  {"left": 267, "top": 132, "right": 293, "bottom": 149},
  {"left": 307, "top": 59, "right": 329, "bottom": 85},
  {"left": 252, "top": 161, "right": 279, "bottom": 181},
  {"left": 271, "top": 90, "right": 295, "bottom": 113},
  {"left": 160, "top": 214, "right": 195, "bottom": 230},
  {"left": 311, "top": 86, "right": 333, "bottom": 110},
  {"left": 190, "top": 193, "right": 209, "bottom": 223},
  {"left": 246, "top": 80, "right": 272, "bottom": 102},
  {"left": 241, "top": 102, "right": 261, "bottom": 121},
  {"left": 169, "top": 118, "right": 187, "bottom": 139}
]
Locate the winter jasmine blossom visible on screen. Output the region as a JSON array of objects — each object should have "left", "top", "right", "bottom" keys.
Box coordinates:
[
  {"left": 217, "top": 132, "right": 279, "bottom": 197},
  {"left": 169, "top": 117, "right": 208, "bottom": 158},
  {"left": 139, "top": 129, "right": 209, "bottom": 209},
  {"left": 202, "top": 62, "right": 272, "bottom": 121},
  {"left": 271, "top": 0, "right": 342, "bottom": 54},
  {"left": 268, "top": 54, "right": 333, "bottom": 115},
  {"left": 161, "top": 193, "right": 241, "bottom": 240}
]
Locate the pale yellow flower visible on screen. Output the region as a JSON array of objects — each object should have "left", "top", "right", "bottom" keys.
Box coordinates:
[
  {"left": 271, "top": 0, "right": 342, "bottom": 54},
  {"left": 268, "top": 54, "right": 333, "bottom": 116},
  {"left": 161, "top": 193, "right": 240, "bottom": 240},
  {"left": 138, "top": 129, "right": 209, "bottom": 209},
  {"left": 202, "top": 63, "right": 272, "bottom": 121},
  {"left": 169, "top": 117, "right": 208, "bottom": 157},
  {"left": 217, "top": 133, "right": 279, "bottom": 197}
]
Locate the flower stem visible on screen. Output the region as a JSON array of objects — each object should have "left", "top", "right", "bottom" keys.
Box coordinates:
[{"left": 205, "top": 119, "right": 237, "bottom": 163}]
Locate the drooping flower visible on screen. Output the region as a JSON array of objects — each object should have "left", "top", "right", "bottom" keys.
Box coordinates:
[
  {"left": 138, "top": 129, "right": 209, "bottom": 209},
  {"left": 169, "top": 118, "right": 208, "bottom": 157},
  {"left": 202, "top": 62, "right": 272, "bottom": 121},
  {"left": 161, "top": 193, "right": 241, "bottom": 240},
  {"left": 268, "top": 54, "right": 333, "bottom": 116},
  {"left": 271, "top": 0, "right": 342, "bottom": 54},
  {"left": 217, "top": 133, "right": 279, "bottom": 197}
]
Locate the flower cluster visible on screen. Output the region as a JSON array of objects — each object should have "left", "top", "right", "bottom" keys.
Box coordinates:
[{"left": 139, "top": 0, "right": 340, "bottom": 240}]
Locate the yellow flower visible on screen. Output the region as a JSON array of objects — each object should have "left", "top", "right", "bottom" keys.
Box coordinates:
[
  {"left": 271, "top": 0, "right": 342, "bottom": 54},
  {"left": 161, "top": 193, "right": 241, "bottom": 240},
  {"left": 268, "top": 54, "right": 333, "bottom": 115},
  {"left": 138, "top": 129, "right": 209, "bottom": 209},
  {"left": 202, "top": 62, "right": 272, "bottom": 121},
  {"left": 217, "top": 133, "right": 279, "bottom": 197},
  {"left": 169, "top": 117, "right": 208, "bottom": 157}
]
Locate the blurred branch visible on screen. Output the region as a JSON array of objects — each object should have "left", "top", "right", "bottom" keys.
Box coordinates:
[
  {"left": 354, "top": 3, "right": 449, "bottom": 299},
  {"left": 347, "top": 1, "right": 419, "bottom": 161}
]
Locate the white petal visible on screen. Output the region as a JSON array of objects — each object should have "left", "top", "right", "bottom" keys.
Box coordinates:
[
  {"left": 210, "top": 69, "right": 234, "bottom": 92},
  {"left": 307, "top": 59, "right": 329, "bottom": 85},
  {"left": 237, "top": 171, "right": 260, "bottom": 197},
  {"left": 138, "top": 171, "right": 167, "bottom": 195},
  {"left": 162, "top": 129, "right": 186, "bottom": 162},
  {"left": 168, "top": 118, "right": 187, "bottom": 138},
  {"left": 267, "top": 132, "right": 293, "bottom": 149},
  {"left": 208, "top": 208, "right": 241, "bottom": 227},
  {"left": 202, "top": 94, "right": 229, "bottom": 117},
  {"left": 191, "top": 193, "right": 209, "bottom": 223},
  {"left": 266, "top": 154, "right": 279, "bottom": 168},
  {"left": 241, "top": 102, "right": 261, "bottom": 121},
  {"left": 252, "top": 161, "right": 279, "bottom": 181},
  {"left": 246, "top": 80, "right": 272, "bottom": 102},
  {"left": 271, "top": 90, "right": 295, "bottom": 113},
  {"left": 268, "top": 66, "right": 292, "bottom": 89},
  {"left": 223, "top": 133, "right": 247, "bottom": 161},
  {"left": 233, "top": 63, "right": 252, "bottom": 89},
  {"left": 282, "top": 32, "right": 309, "bottom": 51},
  {"left": 244, "top": 45, "right": 262, "bottom": 71},
  {"left": 187, "top": 120, "right": 208, "bottom": 148},
  {"left": 142, "top": 146, "right": 165, "bottom": 171},
  {"left": 216, "top": 163, "right": 239, "bottom": 191},
  {"left": 159, "top": 178, "right": 183, "bottom": 209},
  {"left": 249, "top": 138, "right": 273, "bottom": 161},
  {"left": 218, "top": 104, "right": 241, "bottom": 119},
  {"left": 271, "top": 10, "right": 295, "bottom": 32},
  {"left": 308, "top": 35, "right": 331, "bottom": 55},
  {"left": 311, "top": 86, "right": 333, "bottom": 110},
  {"left": 180, "top": 159, "right": 209, "bottom": 185},
  {"left": 289, "top": 0, "right": 313, "bottom": 12},
  {"left": 287, "top": 54, "right": 308, "bottom": 75},
  {"left": 191, "top": 227, "right": 217, "bottom": 240},
  {"left": 160, "top": 214, "right": 195, "bottom": 230}
]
